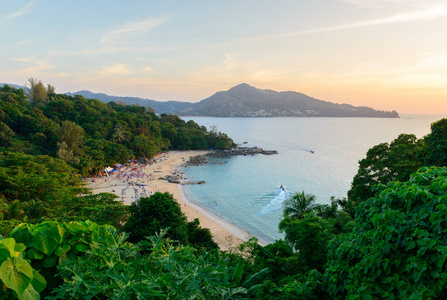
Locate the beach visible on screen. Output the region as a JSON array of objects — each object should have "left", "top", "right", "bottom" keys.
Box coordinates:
[{"left": 87, "top": 151, "right": 256, "bottom": 250}]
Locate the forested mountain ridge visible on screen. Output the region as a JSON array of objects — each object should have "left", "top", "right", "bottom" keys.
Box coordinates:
[{"left": 1, "top": 82, "right": 399, "bottom": 118}]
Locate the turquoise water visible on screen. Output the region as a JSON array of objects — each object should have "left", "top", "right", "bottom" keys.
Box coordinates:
[{"left": 181, "top": 115, "right": 444, "bottom": 243}]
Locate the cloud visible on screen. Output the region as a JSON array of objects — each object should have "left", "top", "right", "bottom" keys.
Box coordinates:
[
  {"left": 97, "top": 64, "right": 134, "bottom": 77},
  {"left": 277, "top": 4, "right": 447, "bottom": 38},
  {"left": 109, "top": 18, "right": 167, "bottom": 35},
  {"left": 4, "top": 1, "right": 34, "bottom": 20},
  {"left": 12, "top": 57, "right": 53, "bottom": 72},
  {"left": 101, "top": 17, "right": 168, "bottom": 45},
  {"left": 213, "top": 3, "right": 447, "bottom": 46}
]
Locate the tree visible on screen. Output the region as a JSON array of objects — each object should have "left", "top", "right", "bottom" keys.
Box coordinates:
[
  {"left": 279, "top": 214, "right": 333, "bottom": 271},
  {"left": 56, "top": 141, "right": 80, "bottom": 164},
  {"left": 282, "top": 191, "right": 320, "bottom": 220},
  {"left": 26, "top": 77, "right": 48, "bottom": 105},
  {"left": 123, "top": 192, "right": 188, "bottom": 244},
  {"left": 325, "top": 167, "right": 447, "bottom": 299},
  {"left": 186, "top": 218, "right": 218, "bottom": 251},
  {"left": 348, "top": 133, "right": 422, "bottom": 204},
  {"left": 112, "top": 123, "right": 130, "bottom": 143},
  {"left": 53, "top": 120, "right": 85, "bottom": 158},
  {"left": 2, "top": 200, "right": 26, "bottom": 220},
  {"left": 0, "top": 151, "right": 88, "bottom": 209},
  {"left": 422, "top": 118, "right": 447, "bottom": 167}
]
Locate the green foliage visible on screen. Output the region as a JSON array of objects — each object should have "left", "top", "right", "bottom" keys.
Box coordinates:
[
  {"left": 279, "top": 215, "right": 333, "bottom": 272},
  {"left": 421, "top": 118, "right": 447, "bottom": 166},
  {"left": 282, "top": 191, "right": 320, "bottom": 220},
  {"left": 186, "top": 218, "right": 219, "bottom": 251},
  {"left": 0, "top": 236, "right": 46, "bottom": 300},
  {"left": 53, "top": 193, "right": 129, "bottom": 228},
  {"left": 26, "top": 78, "right": 48, "bottom": 105},
  {"left": 249, "top": 240, "right": 300, "bottom": 283},
  {"left": 325, "top": 167, "right": 447, "bottom": 299},
  {"left": 123, "top": 192, "right": 188, "bottom": 244},
  {"left": 348, "top": 133, "right": 422, "bottom": 204},
  {"left": 0, "top": 151, "right": 88, "bottom": 212},
  {"left": 49, "top": 229, "right": 253, "bottom": 299},
  {"left": 7, "top": 220, "right": 117, "bottom": 297}
]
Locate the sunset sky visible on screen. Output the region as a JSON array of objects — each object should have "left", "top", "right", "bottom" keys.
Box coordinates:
[{"left": 1, "top": 0, "right": 447, "bottom": 114}]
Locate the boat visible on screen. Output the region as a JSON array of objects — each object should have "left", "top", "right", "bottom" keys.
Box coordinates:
[{"left": 310, "top": 150, "right": 314, "bottom": 154}]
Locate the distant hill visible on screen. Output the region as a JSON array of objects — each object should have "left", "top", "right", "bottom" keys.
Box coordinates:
[
  {"left": 0, "top": 83, "right": 25, "bottom": 90},
  {"left": 1, "top": 82, "right": 398, "bottom": 118},
  {"left": 64, "top": 90, "right": 194, "bottom": 115},
  {"left": 177, "top": 83, "right": 399, "bottom": 118}
]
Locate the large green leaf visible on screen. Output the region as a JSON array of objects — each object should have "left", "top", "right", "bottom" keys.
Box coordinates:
[
  {"left": 30, "top": 269, "right": 46, "bottom": 293},
  {"left": 242, "top": 268, "right": 270, "bottom": 289},
  {"left": 43, "top": 255, "right": 57, "bottom": 268},
  {"left": 0, "top": 238, "right": 17, "bottom": 257},
  {"left": 18, "top": 283, "right": 39, "bottom": 300},
  {"left": 232, "top": 259, "right": 245, "bottom": 284},
  {"left": 14, "top": 243, "right": 27, "bottom": 253},
  {"left": 33, "top": 226, "right": 62, "bottom": 255},
  {"left": 27, "top": 248, "right": 44, "bottom": 260},
  {"left": 54, "top": 244, "right": 71, "bottom": 257},
  {"left": 8, "top": 224, "right": 30, "bottom": 245},
  {"left": 0, "top": 256, "right": 33, "bottom": 296}
]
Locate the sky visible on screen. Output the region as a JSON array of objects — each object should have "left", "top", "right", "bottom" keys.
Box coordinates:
[{"left": 1, "top": 0, "right": 447, "bottom": 114}]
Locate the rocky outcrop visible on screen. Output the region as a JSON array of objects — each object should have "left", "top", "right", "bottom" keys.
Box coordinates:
[
  {"left": 261, "top": 150, "right": 278, "bottom": 155},
  {"left": 207, "top": 147, "right": 277, "bottom": 157},
  {"left": 183, "top": 155, "right": 208, "bottom": 167}
]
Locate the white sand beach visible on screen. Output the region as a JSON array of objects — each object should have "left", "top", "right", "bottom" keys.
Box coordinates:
[{"left": 87, "top": 151, "right": 259, "bottom": 250}]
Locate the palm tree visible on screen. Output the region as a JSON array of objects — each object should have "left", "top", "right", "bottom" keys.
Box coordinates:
[
  {"left": 112, "top": 124, "right": 129, "bottom": 143},
  {"left": 282, "top": 191, "right": 320, "bottom": 220},
  {"left": 24, "top": 199, "right": 46, "bottom": 220},
  {"left": 2, "top": 200, "right": 26, "bottom": 220}
]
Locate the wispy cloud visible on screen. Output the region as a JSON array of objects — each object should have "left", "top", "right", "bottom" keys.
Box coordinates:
[
  {"left": 277, "top": 4, "right": 447, "bottom": 38},
  {"left": 97, "top": 64, "right": 134, "bottom": 77},
  {"left": 214, "top": 3, "right": 447, "bottom": 46},
  {"left": 109, "top": 18, "right": 167, "bottom": 35},
  {"left": 101, "top": 17, "right": 168, "bottom": 44},
  {"left": 11, "top": 56, "right": 53, "bottom": 73},
  {"left": 4, "top": 1, "right": 34, "bottom": 20}
]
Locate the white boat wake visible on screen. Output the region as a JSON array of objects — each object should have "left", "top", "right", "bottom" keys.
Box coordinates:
[{"left": 259, "top": 186, "right": 290, "bottom": 215}]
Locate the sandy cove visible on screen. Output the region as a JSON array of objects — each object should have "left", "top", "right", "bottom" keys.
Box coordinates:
[{"left": 87, "top": 151, "right": 259, "bottom": 251}]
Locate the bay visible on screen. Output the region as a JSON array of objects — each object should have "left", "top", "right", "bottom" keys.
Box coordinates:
[{"left": 180, "top": 115, "right": 444, "bottom": 243}]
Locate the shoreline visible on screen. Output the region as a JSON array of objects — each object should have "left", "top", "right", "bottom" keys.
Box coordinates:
[{"left": 86, "top": 150, "right": 264, "bottom": 250}]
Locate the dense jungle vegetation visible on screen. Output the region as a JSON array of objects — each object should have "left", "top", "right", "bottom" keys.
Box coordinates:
[{"left": 1, "top": 80, "right": 447, "bottom": 299}]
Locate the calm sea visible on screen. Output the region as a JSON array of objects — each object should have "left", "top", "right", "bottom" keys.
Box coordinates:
[{"left": 180, "top": 115, "right": 445, "bottom": 243}]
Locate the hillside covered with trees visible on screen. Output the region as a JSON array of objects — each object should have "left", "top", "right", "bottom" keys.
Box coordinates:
[
  {"left": 0, "top": 81, "right": 234, "bottom": 177},
  {"left": 1, "top": 79, "right": 447, "bottom": 299}
]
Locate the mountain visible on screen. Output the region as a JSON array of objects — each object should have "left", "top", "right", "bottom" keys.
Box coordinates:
[
  {"left": 0, "top": 83, "right": 25, "bottom": 90},
  {"left": 176, "top": 83, "right": 399, "bottom": 118},
  {"left": 2, "top": 82, "right": 398, "bottom": 118},
  {"left": 65, "top": 90, "right": 194, "bottom": 114}
]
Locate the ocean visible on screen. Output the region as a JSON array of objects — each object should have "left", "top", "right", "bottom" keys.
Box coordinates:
[{"left": 180, "top": 115, "right": 445, "bottom": 244}]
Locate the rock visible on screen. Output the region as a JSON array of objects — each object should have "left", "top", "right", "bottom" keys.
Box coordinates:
[
  {"left": 165, "top": 175, "right": 180, "bottom": 183},
  {"left": 262, "top": 150, "right": 278, "bottom": 155},
  {"left": 138, "top": 156, "right": 151, "bottom": 164},
  {"left": 207, "top": 146, "right": 277, "bottom": 157},
  {"left": 183, "top": 155, "right": 208, "bottom": 167}
]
